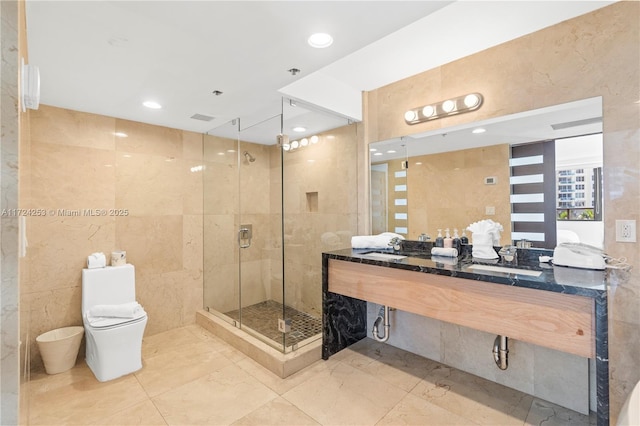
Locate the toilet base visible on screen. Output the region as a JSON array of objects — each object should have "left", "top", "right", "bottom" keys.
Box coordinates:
[{"left": 84, "top": 316, "right": 147, "bottom": 382}]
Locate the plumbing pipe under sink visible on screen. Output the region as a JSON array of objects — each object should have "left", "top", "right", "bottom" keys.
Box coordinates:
[{"left": 372, "top": 305, "right": 391, "bottom": 342}]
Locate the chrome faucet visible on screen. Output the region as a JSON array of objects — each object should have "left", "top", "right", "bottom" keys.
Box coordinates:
[
  {"left": 418, "top": 233, "right": 431, "bottom": 242},
  {"left": 388, "top": 237, "right": 402, "bottom": 251}
]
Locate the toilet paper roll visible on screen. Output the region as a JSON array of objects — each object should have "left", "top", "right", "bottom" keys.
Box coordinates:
[
  {"left": 87, "top": 252, "right": 106, "bottom": 269},
  {"left": 111, "top": 250, "right": 126, "bottom": 266}
]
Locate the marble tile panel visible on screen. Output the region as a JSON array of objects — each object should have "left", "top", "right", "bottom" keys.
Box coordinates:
[
  {"left": 203, "top": 261, "right": 238, "bottom": 314},
  {"left": 282, "top": 361, "right": 407, "bottom": 425},
  {"left": 115, "top": 119, "right": 182, "bottom": 158},
  {"left": 203, "top": 213, "right": 237, "bottom": 265},
  {"left": 94, "top": 400, "right": 167, "bottom": 426},
  {"left": 152, "top": 363, "right": 278, "bottom": 425},
  {"left": 26, "top": 215, "right": 116, "bottom": 294},
  {"left": 183, "top": 158, "right": 204, "bottom": 215},
  {"left": 203, "top": 160, "right": 238, "bottom": 215},
  {"left": 609, "top": 318, "right": 640, "bottom": 424},
  {"left": 410, "top": 364, "right": 534, "bottom": 425},
  {"left": 28, "top": 366, "right": 148, "bottom": 425},
  {"left": 115, "top": 152, "right": 184, "bottom": 216},
  {"left": 377, "top": 392, "right": 478, "bottom": 426},
  {"left": 440, "top": 322, "right": 535, "bottom": 396},
  {"left": 136, "top": 340, "right": 234, "bottom": 397},
  {"left": 367, "top": 308, "right": 442, "bottom": 363},
  {"left": 24, "top": 287, "right": 84, "bottom": 372},
  {"left": 136, "top": 270, "right": 188, "bottom": 336},
  {"left": 115, "top": 215, "right": 182, "bottom": 275},
  {"left": 30, "top": 105, "right": 116, "bottom": 150},
  {"left": 533, "top": 345, "right": 590, "bottom": 415},
  {"left": 30, "top": 142, "right": 116, "bottom": 210},
  {"left": 203, "top": 134, "right": 238, "bottom": 163},
  {"left": 183, "top": 214, "right": 203, "bottom": 276},
  {"left": 232, "top": 396, "right": 320, "bottom": 426},
  {"left": 182, "top": 130, "right": 203, "bottom": 161}
]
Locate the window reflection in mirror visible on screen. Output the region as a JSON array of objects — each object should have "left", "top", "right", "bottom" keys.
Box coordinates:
[{"left": 369, "top": 96, "right": 603, "bottom": 249}]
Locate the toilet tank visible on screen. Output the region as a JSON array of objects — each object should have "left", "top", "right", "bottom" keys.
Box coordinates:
[{"left": 82, "top": 264, "right": 136, "bottom": 314}]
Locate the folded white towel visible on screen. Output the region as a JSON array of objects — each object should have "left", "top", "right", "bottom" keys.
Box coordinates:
[
  {"left": 431, "top": 247, "right": 458, "bottom": 257},
  {"left": 351, "top": 232, "right": 405, "bottom": 249},
  {"left": 89, "top": 302, "right": 142, "bottom": 319},
  {"left": 87, "top": 252, "right": 106, "bottom": 269}
]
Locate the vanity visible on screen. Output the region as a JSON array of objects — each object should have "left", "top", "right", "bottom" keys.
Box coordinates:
[{"left": 322, "top": 245, "right": 608, "bottom": 425}]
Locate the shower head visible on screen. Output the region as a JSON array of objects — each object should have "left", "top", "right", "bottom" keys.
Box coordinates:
[{"left": 243, "top": 151, "right": 256, "bottom": 163}]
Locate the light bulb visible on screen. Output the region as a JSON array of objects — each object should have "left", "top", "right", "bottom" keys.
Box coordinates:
[
  {"left": 310, "top": 135, "right": 319, "bottom": 144},
  {"left": 464, "top": 94, "right": 480, "bottom": 108},
  {"left": 404, "top": 110, "right": 418, "bottom": 121},
  {"left": 300, "top": 138, "right": 309, "bottom": 147},
  {"left": 422, "top": 105, "right": 435, "bottom": 117},
  {"left": 442, "top": 100, "right": 456, "bottom": 113}
]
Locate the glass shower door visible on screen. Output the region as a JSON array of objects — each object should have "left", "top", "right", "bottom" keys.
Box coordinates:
[
  {"left": 235, "top": 114, "right": 286, "bottom": 350},
  {"left": 203, "top": 119, "right": 241, "bottom": 325}
]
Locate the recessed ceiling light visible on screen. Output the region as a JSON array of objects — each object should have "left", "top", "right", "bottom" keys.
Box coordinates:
[
  {"left": 308, "top": 33, "right": 333, "bottom": 48},
  {"left": 370, "top": 148, "right": 377, "bottom": 152},
  {"left": 373, "top": 152, "right": 383, "bottom": 156},
  {"left": 293, "top": 126, "right": 306, "bottom": 132},
  {"left": 113, "top": 132, "right": 128, "bottom": 138},
  {"left": 472, "top": 128, "right": 486, "bottom": 134},
  {"left": 143, "top": 101, "right": 162, "bottom": 109},
  {"left": 387, "top": 150, "right": 396, "bottom": 154}
]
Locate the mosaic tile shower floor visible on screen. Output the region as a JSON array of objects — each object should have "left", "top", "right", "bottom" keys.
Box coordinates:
[{"left": 224, "top": 300, "right": 322, "bottom": 347}]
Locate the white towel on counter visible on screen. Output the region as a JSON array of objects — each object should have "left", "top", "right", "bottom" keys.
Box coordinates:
[
  {"left": 351, "top": 232, "right": 404, "bottom": 249},
  {"left": 431, "top": 247, "right": 458, "bottom": 257},
  {"left": 87, "top": 252, "right": 106, "bottom": 269},
  {"left": 88, "top": 302, "right": 142, "bottom": 319}
]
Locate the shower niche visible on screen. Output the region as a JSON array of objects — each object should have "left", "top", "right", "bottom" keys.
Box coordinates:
[{"left": 202, "top": 99, "right": 358, "bottom": 354}]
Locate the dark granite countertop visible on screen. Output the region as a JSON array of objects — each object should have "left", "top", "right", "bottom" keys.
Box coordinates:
[{"left": 323, "top": 244, "right": 606, "bottom": 299}]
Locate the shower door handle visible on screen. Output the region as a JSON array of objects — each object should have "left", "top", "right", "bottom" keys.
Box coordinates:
[{"left": 238, "top": 226, "right": 252, "bottom": 248}]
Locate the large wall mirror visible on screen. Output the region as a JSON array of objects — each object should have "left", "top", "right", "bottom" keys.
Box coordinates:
[{"left": 370, "top": 96, "right": 603, "bottom": 249}]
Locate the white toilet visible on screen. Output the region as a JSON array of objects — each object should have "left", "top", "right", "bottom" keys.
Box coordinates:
[{"left": 81, "top": 264, "right": 147, "bottom": 382}]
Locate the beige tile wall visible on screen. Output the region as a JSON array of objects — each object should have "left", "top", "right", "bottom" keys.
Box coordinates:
[
  {"left": 362, "top": 2, "right": 639, "bottom": 421},
  {"left": 23, "top": 105, "right": 204, "bottom": 371}
]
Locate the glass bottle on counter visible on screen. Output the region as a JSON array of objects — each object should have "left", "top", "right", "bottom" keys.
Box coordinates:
[{"left": 435, "top": 229, "right": 444, "bottom": 247}]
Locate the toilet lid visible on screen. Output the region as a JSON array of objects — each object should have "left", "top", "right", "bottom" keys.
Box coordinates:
[{"left": 85, "top": 309, "right": 147, "bottom": 328}]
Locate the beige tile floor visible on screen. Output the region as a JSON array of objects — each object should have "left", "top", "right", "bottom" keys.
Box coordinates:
[{"left": 25, "top": 325, "right": 596, "bottom": 425}]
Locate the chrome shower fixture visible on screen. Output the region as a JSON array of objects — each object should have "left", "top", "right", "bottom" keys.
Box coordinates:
[{"left": 243, "top": 151, "right": 256, "bottom": 162}]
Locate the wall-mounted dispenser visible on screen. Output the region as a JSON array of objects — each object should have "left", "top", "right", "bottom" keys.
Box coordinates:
[{"left": 21, "top": 58, "right": 40, "bottom": 112}]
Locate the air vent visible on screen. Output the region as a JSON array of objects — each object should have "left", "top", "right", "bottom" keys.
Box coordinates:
[
  {"left": 190, "top": 113, "right": 214, "bottom": 122},
  {"left": 551, "top": 116, "right": 602, "bottom": 130}
]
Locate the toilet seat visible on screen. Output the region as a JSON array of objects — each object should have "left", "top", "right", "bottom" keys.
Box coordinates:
[{"left": 85, "top": 310, "right": 147, "bottom": 329}]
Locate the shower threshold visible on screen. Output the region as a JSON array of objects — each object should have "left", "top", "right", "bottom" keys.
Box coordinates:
[{"left": 196, "top": 308, "right": 322, "bottom": 378}]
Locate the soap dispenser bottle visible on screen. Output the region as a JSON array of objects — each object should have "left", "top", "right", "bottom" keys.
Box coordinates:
[
  {"left": 461, "top": 229, "right": 469, "bottom": 245},
  {"left": 435, "top": 229, "right": 444, "bottom": 248},
  {"left": 452, "top": 228, "right": 461, "bottom": 253},
  {"left": 443, "top": 228, "right": 453, "bottom": 248}
]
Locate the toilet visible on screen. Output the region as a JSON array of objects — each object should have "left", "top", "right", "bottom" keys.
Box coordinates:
[{"left": 81, "top": 264, "right": 147, "bottom": 382}]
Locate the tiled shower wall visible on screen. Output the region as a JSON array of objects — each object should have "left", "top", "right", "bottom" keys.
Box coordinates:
[
  {"left": 362, "top": 2, "right": 639, "bottom": 421},
  {"left": 22, "top": 105, "right": 205, "bottom": 371}
]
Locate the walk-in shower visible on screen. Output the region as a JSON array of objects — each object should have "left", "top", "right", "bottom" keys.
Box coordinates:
[{"left": 201, "top": 99, "right": 359, "bottom": 356}]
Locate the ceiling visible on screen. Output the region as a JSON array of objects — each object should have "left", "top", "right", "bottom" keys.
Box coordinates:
[{"left": 25, "top": 1, "right": 615, "bottom": 144}]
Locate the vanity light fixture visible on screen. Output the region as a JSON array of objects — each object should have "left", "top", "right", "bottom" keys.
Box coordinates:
[
  {"left": 310, "top": 135, "right": 319, "bottom": 144},
  {"left": 300, "top": 138, "right": 309, "bottom": 147},
  {"left": 291, "top": 140, "right": 300, "bottom": 150},
  {"left": 404, "top": 93, "right": 483, "bottom": 125}
]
